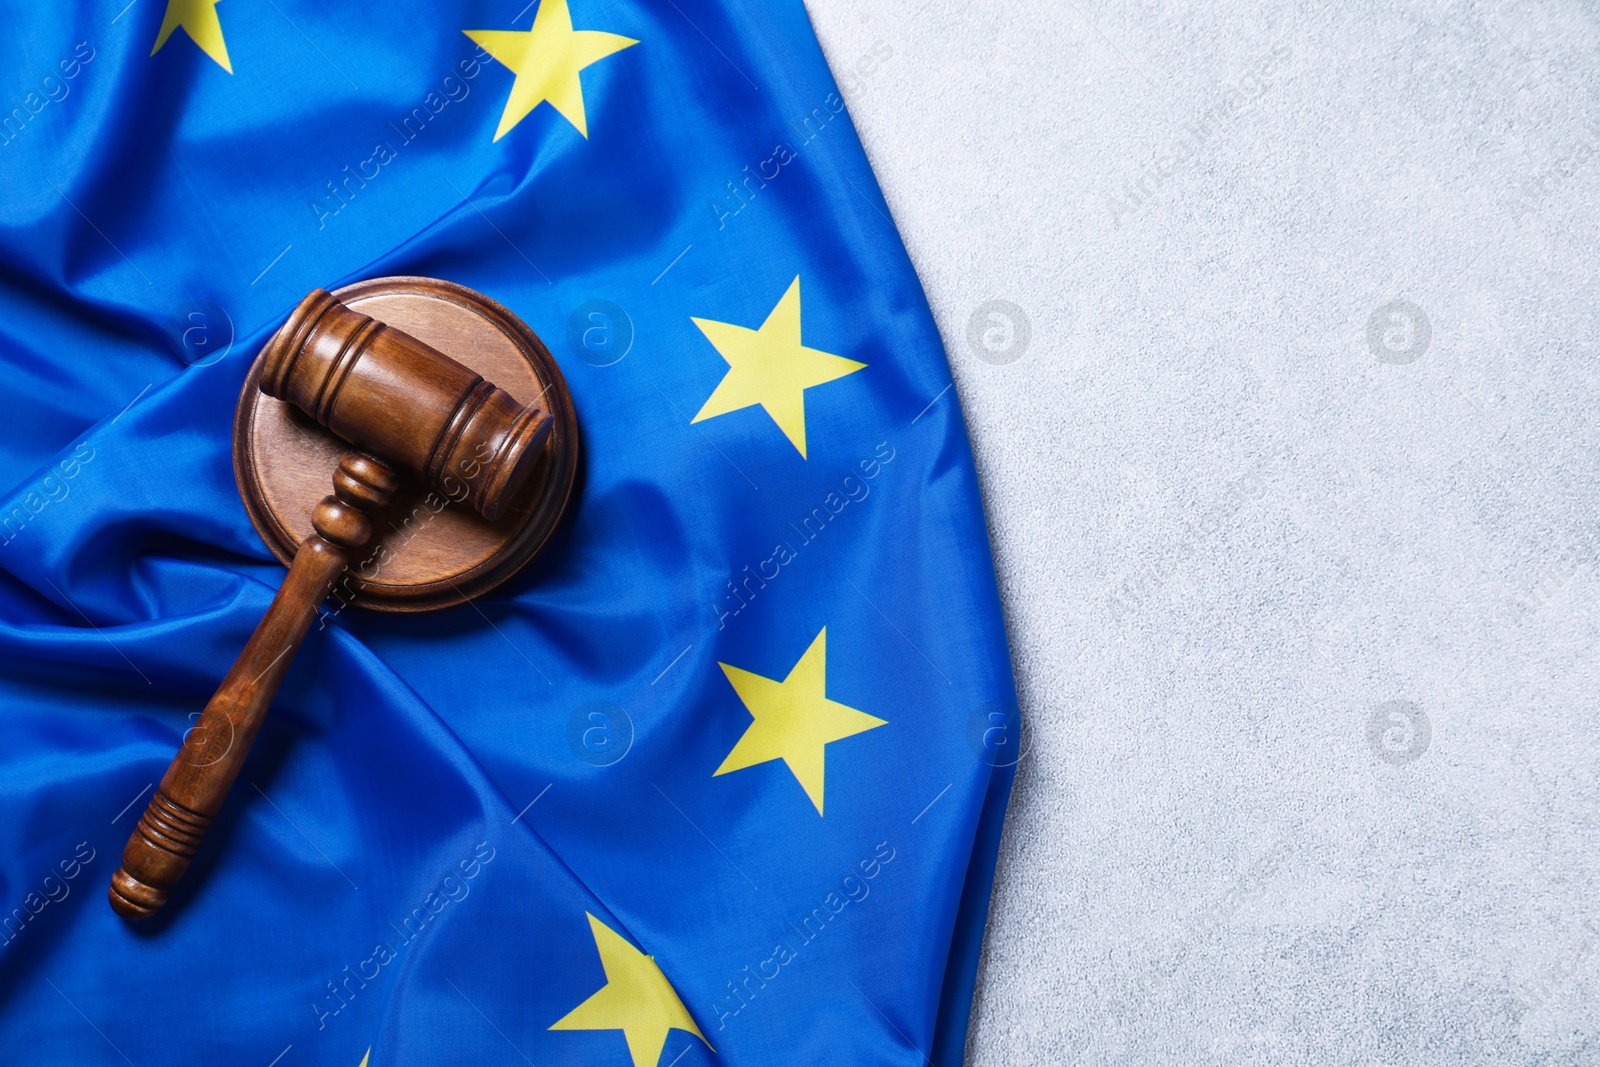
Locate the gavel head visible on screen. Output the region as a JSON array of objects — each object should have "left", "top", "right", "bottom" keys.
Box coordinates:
[{"left": 260, "top": 289, "right": 551, "bottom": 522}]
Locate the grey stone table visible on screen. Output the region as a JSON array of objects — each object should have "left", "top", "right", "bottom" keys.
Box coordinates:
[{"left": 805, "top": 0, "right": 1600, "bottom": 1063}]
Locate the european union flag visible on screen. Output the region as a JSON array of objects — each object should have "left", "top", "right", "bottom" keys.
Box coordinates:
[{"left": 0, "top": 2, "right": 1017, "bottom": 1064}]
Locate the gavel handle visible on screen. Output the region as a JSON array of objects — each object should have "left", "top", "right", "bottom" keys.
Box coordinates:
[{"left": 109, "top": 452, "right": 398, "bottom": 920}]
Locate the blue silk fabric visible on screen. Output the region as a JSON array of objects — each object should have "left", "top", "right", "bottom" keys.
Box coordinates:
[{"left": 0, "top": 2, "right": 1016, "bottom": 1064}]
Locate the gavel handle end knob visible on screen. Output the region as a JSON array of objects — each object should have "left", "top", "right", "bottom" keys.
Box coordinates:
[
  {"left": 109, "top": 869, "right": 166, "bottom": 921},
  {"left": 109, "top": 786, "right": 214, "bottom": 921}
]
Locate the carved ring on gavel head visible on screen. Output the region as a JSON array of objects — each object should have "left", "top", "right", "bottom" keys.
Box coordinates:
[{"left": 109, "top": 278, "right": 579, "bottom": 921}]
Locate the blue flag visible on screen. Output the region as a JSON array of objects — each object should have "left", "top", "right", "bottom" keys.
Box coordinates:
[{"left": 0, "top": 2, "right": 1017, "bottom": 1064}]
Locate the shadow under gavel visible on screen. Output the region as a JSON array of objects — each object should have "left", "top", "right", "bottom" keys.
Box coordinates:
[{"left": 109, "top": 289, "right": 552, "bottom": 921}]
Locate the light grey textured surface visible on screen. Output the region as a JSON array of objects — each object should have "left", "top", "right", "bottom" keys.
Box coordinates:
[{"left": 805, "top": 1, "right": 1600, "bottom": 1063}]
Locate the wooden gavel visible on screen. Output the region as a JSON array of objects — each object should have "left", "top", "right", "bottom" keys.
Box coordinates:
[{"left": 109, "top": 289, "right": 552, "bottom": 920}]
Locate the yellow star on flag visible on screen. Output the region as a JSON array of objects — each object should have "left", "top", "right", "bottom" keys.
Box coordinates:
[
  {"left": 464, "top": 0, "right": 638, "bottom": 141},
  {"left": 356, "top": 1052, "right": 369, "bottom": 1067},
  {"left": 714, "top": 628, "right": 886, "bottom": 815},
  {"left": 550, "top": 913, "right": 711, "bottom": 1067},
  {"left": 692, "top": 277, "right": 865, "bottom": 459},
  {"left": 151, "top": 0, "right": 233, "bottom": 73}
]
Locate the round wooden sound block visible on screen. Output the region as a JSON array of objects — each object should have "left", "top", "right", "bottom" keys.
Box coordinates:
[{"left": 234, "top": 277, "right": 578, "bottom": 613}]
